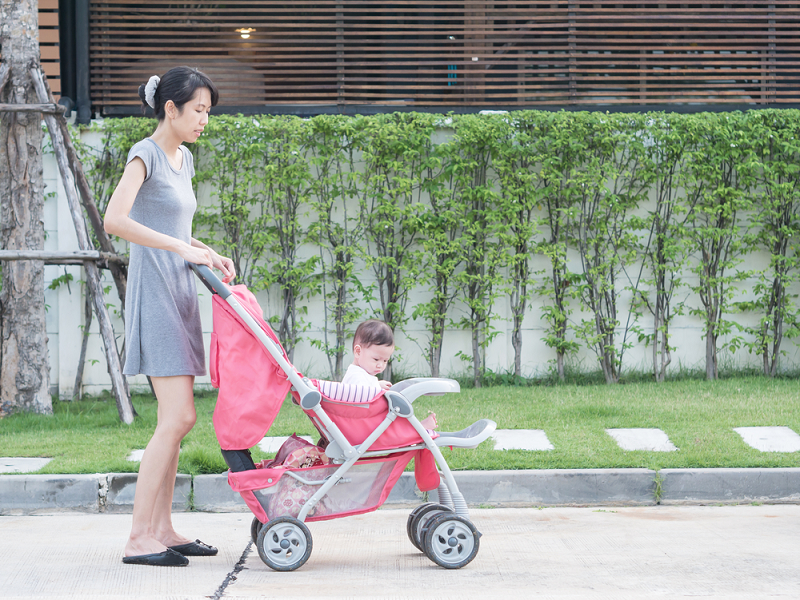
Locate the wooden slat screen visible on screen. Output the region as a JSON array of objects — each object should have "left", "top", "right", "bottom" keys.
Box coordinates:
[
  {"left": 40, "top": 0, "right": 61, "bottom": 97},
  {"left": 0, "top": 0, "right": 60, "bottom": 97},
  {"left": 90, "top": 1, "right": 800, "bottom": 112}
]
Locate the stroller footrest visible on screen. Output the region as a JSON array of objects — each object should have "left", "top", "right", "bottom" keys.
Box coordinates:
[{"left": 433, "top": 419, "right": 497, "bottom": 449}]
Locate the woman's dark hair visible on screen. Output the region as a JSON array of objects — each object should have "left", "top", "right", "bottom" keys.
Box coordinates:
[
  {"left": 353, "top": 320, "right": 394, "bottom": 349},
  {"left": 137, "top": 66, "right": 219, "bottom": 120}
]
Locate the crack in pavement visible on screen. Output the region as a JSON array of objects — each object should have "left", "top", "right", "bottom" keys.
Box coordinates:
[{"left": 211, "top": 540, "right": 252, "bottom": 599}]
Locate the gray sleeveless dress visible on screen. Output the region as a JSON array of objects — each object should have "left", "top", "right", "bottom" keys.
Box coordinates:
[{"left": 123, "top": 138, "right": 205, "bottom": 377}]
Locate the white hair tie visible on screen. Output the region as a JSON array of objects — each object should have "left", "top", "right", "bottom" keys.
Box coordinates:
[{"left": 144, "top": 75, "right": 160, "bottom": 108}]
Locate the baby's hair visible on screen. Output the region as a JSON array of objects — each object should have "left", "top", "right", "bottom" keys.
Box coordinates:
[
  {"left": 353, "top": 320, "right": 394, "bottom": 349},
  {"left": 138, "top": 66, "right": 219, "bottom": 120}
]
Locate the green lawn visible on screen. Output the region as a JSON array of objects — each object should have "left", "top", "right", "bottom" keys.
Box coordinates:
[{"left": 0, "top": 377, "right": 798, "bottom": 475}]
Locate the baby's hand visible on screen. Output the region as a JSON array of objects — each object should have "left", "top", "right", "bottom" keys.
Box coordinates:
[{"left": 379, "top": 380, "right": 392, "bottom": 390}]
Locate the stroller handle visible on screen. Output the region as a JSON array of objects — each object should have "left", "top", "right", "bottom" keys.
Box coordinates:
[{"left": 189, "top": 263, "right": 232, "bottom": 299}]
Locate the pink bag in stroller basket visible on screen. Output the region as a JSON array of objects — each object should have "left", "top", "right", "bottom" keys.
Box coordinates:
[{"left": 192, "top": 264, "right": 496, "bottom": 572}]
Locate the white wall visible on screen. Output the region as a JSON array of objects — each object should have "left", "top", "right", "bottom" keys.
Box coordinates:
[{"left": 41, "top": 123, "right": 800, "bottom": 398}]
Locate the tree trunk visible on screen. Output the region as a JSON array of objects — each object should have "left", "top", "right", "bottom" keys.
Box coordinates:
[
  {"left": 471, "top": 323, "right": 481, "bottom": 388},
  {"left": 706, "top": 324, "right": 717, "bottom": 380},
  {"left": 512, "top": 312, "right": 522, "bottom": 378},
  {"left": 428, "top": 315, "right": 444, "bottom": 378},
  {"left": 0, "top": 0, "right": 53, "bottom": 416},
  {"left": 652, "top": 311, "right": 660, "bottom": 383}
]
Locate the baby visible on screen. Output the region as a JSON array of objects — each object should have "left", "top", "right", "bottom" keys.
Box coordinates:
[
  {"left": 343, "top": 319, "right": 437, "bottom": 429},
  {"left": 342, "top": 319, "right": 395, "bottom": 389}
]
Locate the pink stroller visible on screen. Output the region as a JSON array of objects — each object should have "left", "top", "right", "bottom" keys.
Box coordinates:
[{"left": 192, "top": 265, "right": 497, "bottom": 571}]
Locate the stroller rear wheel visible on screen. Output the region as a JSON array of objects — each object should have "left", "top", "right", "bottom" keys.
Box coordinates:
[
  {"left": 250, "top": 516, "right": 265, "bottom": 544},
  {"left": 422, "top": 513, "right": 480, "bottom": 569},
  {"left": 256, "top": 516, "right": 313, "bottom": 571},
  {"left": 406, "top": 503, "right": 454, "bottom": 552}
]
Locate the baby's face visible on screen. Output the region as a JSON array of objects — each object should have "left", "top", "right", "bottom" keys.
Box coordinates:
[{"left": 354, "top": 343, "right": 394, "bottom": 376}]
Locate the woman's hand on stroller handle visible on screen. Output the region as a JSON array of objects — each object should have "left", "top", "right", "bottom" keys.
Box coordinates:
[
  {"left": 209, "top": 249, "right": 236, "bottom": 283},
  {"left": 189, "top": 263, "right": 232, "bottom": 299}
]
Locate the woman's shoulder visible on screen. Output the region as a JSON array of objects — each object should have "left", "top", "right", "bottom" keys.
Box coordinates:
[
  {"left": 127, "top": 138, "right": 159, "bottom": 162},
  {"left": 130, "top": 137, "right": 156, "bottom": 153},
  {"left": 127, "top": 139, "right": 160, "bottom": 180}
]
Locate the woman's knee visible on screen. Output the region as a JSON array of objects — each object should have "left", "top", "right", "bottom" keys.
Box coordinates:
[
  {"left": 156, "top": 408, "right": 196, "bottom": 440},
  {"left": 173, "top": 409, "right": 196, "bottom": 436},
  {"left": 151, "top": 376, "right": 197, "bottom": 436}
]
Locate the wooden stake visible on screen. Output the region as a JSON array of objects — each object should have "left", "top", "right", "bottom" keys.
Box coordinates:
[
  {"left": 0, "top": 63, "right": 8, "bottom": 95},
  {"left": 0, "top": 103, "right": 65, "bottom": 114},
  {"left": 73, "top": 291, "right": 93, "bottom": 401},
  {"left": 0, "top": 249, "right": 127, "bottom": 264},
  {"left": 53, "top": 109, "right": 128, "bottom": 306},
  {"left": 24, "top": 67, "right": 128, "bottom": 307},
  {"left": 30, "top": 67, "right": 134, "bottom": 424}
]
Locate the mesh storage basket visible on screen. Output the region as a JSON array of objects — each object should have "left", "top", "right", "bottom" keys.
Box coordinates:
[{"left": 229, "top": 451, "right": 415, "bottom": 523}]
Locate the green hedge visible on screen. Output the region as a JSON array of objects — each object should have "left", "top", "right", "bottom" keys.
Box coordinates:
[{"left": 75, "top": 110, "right": 800, "bottom": 384}]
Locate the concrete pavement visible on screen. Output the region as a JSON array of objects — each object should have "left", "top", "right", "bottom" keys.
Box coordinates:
[{"left": 2, "top": 505, "right": 799, "bottom": 599}]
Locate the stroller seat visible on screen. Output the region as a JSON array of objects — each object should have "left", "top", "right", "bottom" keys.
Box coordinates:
[{"left": 298, "top": 379, "right": 442, "bottom": 455}]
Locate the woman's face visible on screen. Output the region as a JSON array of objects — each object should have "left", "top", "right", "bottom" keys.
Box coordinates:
[{"left": 168, "top": 87, "right": 211, "bottom": 143}]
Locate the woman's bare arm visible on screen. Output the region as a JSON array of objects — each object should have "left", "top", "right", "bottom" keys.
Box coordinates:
[{"left": 104, "top": 157, "right": 213, "bottom": 267}]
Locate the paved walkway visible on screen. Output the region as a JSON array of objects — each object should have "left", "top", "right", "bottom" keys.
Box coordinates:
[{"left": 2, "top": 505, "right": 799, "bottom": 599}]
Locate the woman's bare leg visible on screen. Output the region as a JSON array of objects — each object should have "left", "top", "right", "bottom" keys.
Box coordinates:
[
  {"left": 124, "top": 375, "right": 196, "bottom": 557},
  {"left": 151, "top": 440, "right": 192, "bottom": 547}
]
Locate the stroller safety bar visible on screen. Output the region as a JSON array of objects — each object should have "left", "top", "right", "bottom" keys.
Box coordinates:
[
  {"left": 388, "top": 377, "right": 460, "bottom": 402},
  {"left": 434, "top": 419, "right": 497, "bottom": 450}
]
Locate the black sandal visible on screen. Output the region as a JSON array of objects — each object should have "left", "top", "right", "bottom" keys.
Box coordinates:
[
  {"left": 169, "top": 539, "right": 218, "bottom": 556},
  {"left": 122, "top": 548, "right": 189, "bottom": 566}
]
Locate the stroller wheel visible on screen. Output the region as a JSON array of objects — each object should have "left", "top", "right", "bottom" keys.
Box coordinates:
[
  {"left": 250, "top": 516, "right": 265, "bottom": 545},
  {"left": 407, "top": 503, "right": 454, "bottom": 552},
  {"left": 422, "top": 513, "right": 480, "bottom": 569},
  {"left": 256, "top": 517, "right": 313, "bottom": 571}
]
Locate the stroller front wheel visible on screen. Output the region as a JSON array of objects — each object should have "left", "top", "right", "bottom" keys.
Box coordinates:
[
  {"left": 407, "top": 503, "right": 454, "bottom": 552},
  {"left": 256, "top": 516, "right": 313, "bottom": 571},
  {"left": 250, "top": 516, "right": 265, "bottom": 544},
  {"left": 422, "top": 513, "right": 480, "bottom": 569}
]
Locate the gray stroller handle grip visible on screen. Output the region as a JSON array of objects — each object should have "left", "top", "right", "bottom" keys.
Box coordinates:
[{"left": 189, "top": 263, "right": 232, "bottom": 299}]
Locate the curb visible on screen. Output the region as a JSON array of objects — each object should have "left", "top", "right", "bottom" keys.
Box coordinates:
[
  {"left": 2, "top": 468, "right": 799, "bottom": 515},
  {"left": 103, "top": 473, "right": 192, "bottom": 513},
  {"left": 658, "top": 467, "right": 800, "bottom": 504}
]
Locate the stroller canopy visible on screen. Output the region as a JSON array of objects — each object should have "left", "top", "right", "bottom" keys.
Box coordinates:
[{"left": 210, "top": 285, "right": 292, "bottom": 450}]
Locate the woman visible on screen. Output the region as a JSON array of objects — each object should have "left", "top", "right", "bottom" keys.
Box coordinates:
[{"left": 105, "top": 66, "right": 235, "bottom": 567}]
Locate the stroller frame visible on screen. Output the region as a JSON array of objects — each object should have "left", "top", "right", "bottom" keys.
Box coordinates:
[{"left": 193, "top": 265, "right": 497, "bottom": 570}]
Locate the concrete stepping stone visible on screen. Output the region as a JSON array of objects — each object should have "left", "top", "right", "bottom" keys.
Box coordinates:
[
  {"left": 491, "top": 429, "right": 554, "bottom": 451},
  {"left": 258, "top": 435, "right": 314, "bottom": 453},
  {"left": 126, "top": 449, "right": 145, "bottom": 462},
  {"left": 606, "top": 428, "right": 678, "bottom": 452},
  {"left": 126, "top": 449, "right": 183, "bottom": 462},
  {"left": 0, "top": 457, "right": 52, "bottom": 473},
  {"left": 734, "top": 426, "right": 800, "bottom": 452}
]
